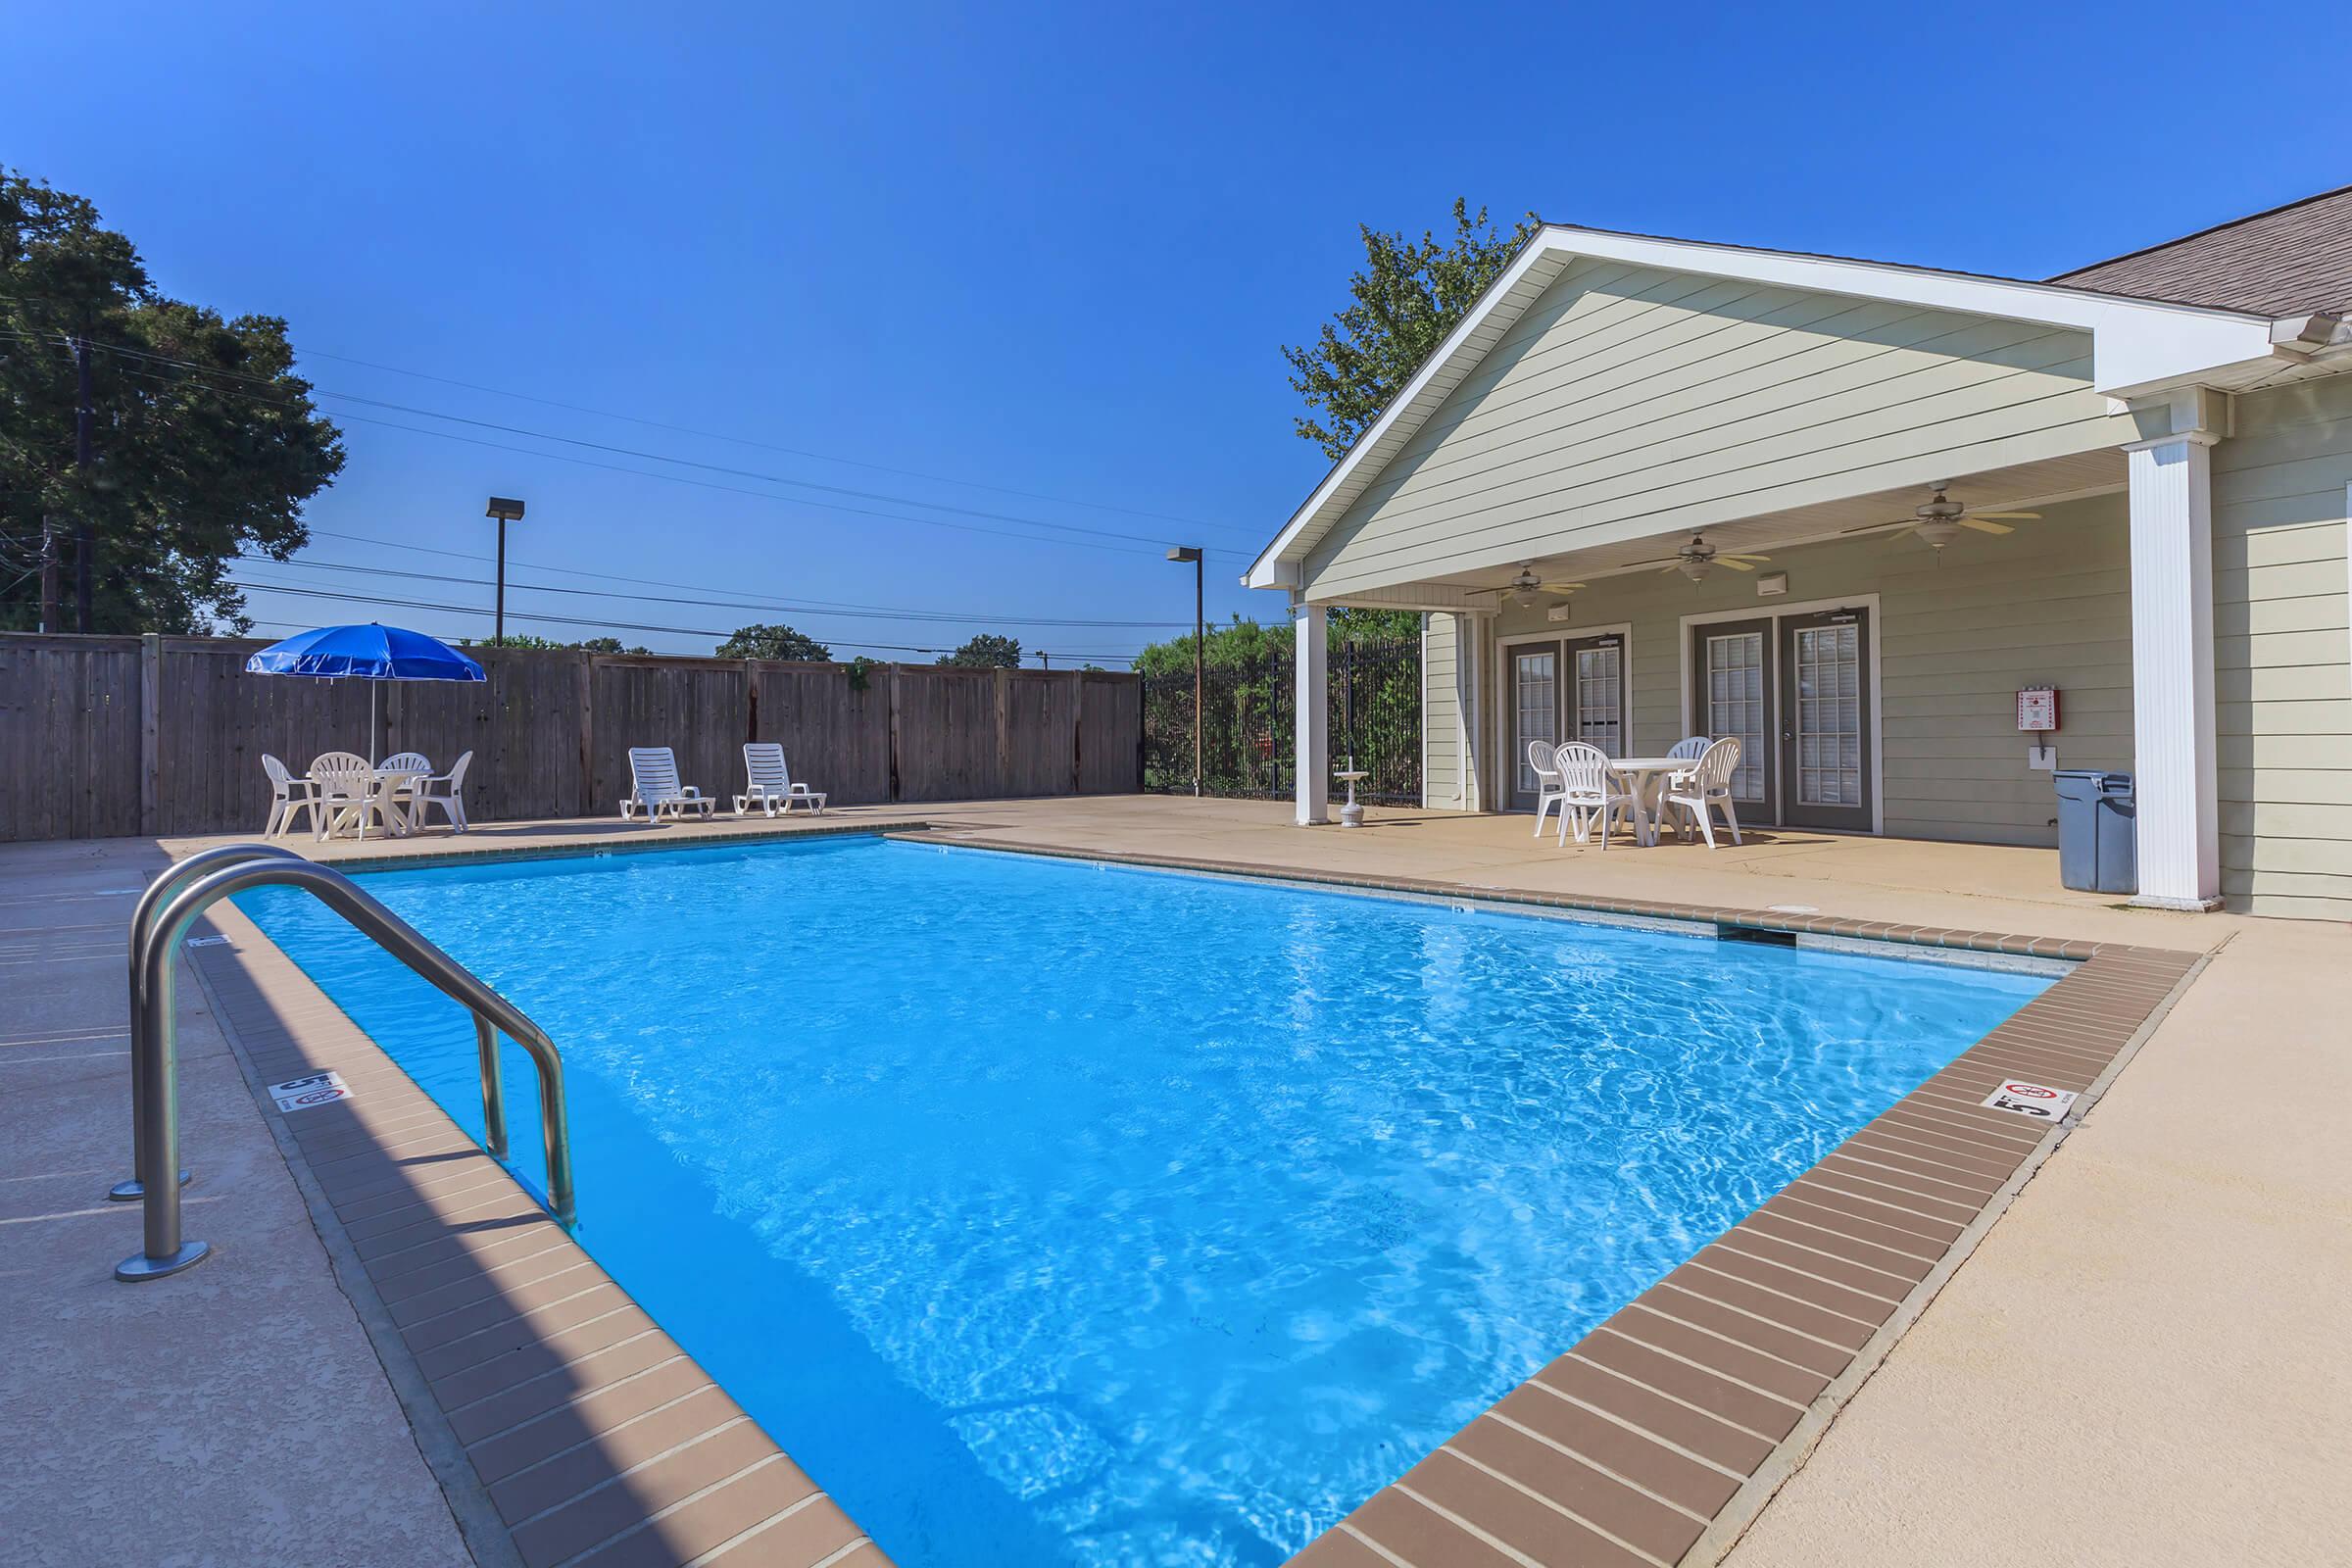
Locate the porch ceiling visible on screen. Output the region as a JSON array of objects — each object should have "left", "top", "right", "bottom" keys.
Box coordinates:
[{"left": 1398, "top": 447, "right": 2126, "bottom": 599}]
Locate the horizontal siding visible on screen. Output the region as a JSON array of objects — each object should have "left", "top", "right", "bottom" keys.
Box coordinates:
[
  {"left": 2213, "top": 375, "right": 2352, "bottom": 919},
  {"left": 1473, "top": 491, "right": 2131, "bottom": 846},
  {"left": 1305, "top": 261, "right": 2128, "bottom": 598},
  {"left": 1422, "top": 613, "right": 1460, "bottom": 807}
]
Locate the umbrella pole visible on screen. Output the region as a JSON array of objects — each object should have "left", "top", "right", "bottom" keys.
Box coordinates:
[{"left": 368, "top": 681, "right": 377, "bottom": 767}]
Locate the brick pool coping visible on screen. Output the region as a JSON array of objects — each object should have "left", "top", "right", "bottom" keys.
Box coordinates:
[
  {"left": 923, "top": 834, "right": 2199, "bottom": 1568},
  {"left": 187, "top": 891, "right": 898, "bottom": 1568},
  {"left": 179, "top": 823, "right": 2199, "bottom": 1568}
]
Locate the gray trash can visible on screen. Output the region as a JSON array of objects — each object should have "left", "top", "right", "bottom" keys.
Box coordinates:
[{"left": 2055, "top": 770, "right": 2136, "bottom": 894}]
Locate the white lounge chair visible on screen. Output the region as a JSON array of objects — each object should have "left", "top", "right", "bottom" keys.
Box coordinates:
[
  {"left": 1527, "top": 740, "right": 1568, "bottom": 837},
  {"left": 1668, "top": 735, "right": 1711, "bottom": 761},
  {"left": 1665, "top": 737, "right": 1744, "bottom": 848},
  {"left": 622, "top": 747, "right": 715, "bottom": 824},
  {"left": 410, "top": 750, "right": 473, "bottom": 832},
  {"left": 310, "top": 751, "right": 393, "bottom": 841},
  {"left": 1553, "top": 741, "right": 1638, "bottom": 849},
  {"left": 261, "top": 754, "right": 323, "bottom": 839},
  {"left": 735, "top": 743, "right": 826, "bottom": 816}
]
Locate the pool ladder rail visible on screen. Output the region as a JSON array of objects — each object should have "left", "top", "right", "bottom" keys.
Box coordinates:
[{"left": 112, "top": 844, "right": 577, "bottom": 1282}]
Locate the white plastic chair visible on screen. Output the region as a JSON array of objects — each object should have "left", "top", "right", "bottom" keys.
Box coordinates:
[
  {"left": 621, "top": 747, "right": 714, "bottom": 824},
  {"left": 261, "top": 754, "right": 322, "bottom": 839},
  {"left": 735, "top": 743, "right": 826, "bottom": 816},
  {"left": 1665, "top": 737, "right": 1744, "bottom": 848},
  {"left": 309, "top": 751, "right": 390, "bottom": 841},
  {"left": 1668, "top": 736, "right": 1711, "bottom": 761},
  {"left": 410, "top": 750, "right": 473, "bottom": 832},
  {"left": 376, "top": 751, "right": 432, "bottom": 825},
  {"left": 1527, "top": 740, "right": 1568, "bottom": 837},
  {"left": 1552, "top": 741, "right": 1638, "bottom": 849}
]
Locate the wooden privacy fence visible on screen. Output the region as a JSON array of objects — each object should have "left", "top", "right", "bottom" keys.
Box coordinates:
[{"left": 0, "top": 633, "right": 1143, "bottom": 843}]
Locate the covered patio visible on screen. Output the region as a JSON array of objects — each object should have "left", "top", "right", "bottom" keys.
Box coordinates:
[{"left": 1248, "top": 222, "right": 2352, "bottom": 919}]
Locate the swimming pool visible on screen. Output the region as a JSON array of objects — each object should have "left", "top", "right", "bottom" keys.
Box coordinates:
[{"left": 241, "top": 836, "right": 2050, "bottom": 1566}]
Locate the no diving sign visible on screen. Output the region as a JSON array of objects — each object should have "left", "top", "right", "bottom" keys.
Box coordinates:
[
  {"left": 269, "top": 1071, "right": 353, "bottom": 1113},
  {"left": 1981, "top": 1080, "right": 2078, "bottom": 1121}
]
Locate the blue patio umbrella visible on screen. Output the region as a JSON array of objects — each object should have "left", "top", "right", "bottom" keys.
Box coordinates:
[{"left": 245, "top": 622, "right": 485, "bottom": 764}]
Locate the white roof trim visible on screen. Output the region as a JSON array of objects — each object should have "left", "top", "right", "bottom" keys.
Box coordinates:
[{"left": 1245, "top": 225, "right": 2278, "bottom": 590}]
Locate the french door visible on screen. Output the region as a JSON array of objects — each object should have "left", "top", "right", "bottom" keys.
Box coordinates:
[
  {"left": 1508, "top": 634, "right": 1626, "bottom": 808},
  {"left": 1691, "top": 620, "right": 1777, "bottom": 823},
  {"left": 1688, "top": 609, "right": 1874, "bottom": 832},
  {"left": 1510, "top": 646, "right": 1558, "bottom": 803},
  {"left": 1780, "top": 609, "right": 1874, "bottom": 831}
]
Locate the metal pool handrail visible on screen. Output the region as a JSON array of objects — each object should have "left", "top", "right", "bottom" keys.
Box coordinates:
[
  {"left": 112, "top": 843, "right": 309, "bottom": 1203},
  {"left": 117, "top": 853, "right": 577, "bottom": 1282}
]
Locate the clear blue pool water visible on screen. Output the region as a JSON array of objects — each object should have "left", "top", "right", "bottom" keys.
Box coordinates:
[{"left": 240, "top": 836, "right": 2048, "bottom": 1566}]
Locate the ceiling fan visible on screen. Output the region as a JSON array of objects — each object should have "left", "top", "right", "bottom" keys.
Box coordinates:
[
  {"left": 1878, "top": 483, "right": 2040, "bottom": 550},
  {"left": 1657, "top": 535, "right": 1770, "bottom": 581},
  {"left": 1470, "top": 564, "right": 1586, "bottom": 609}
]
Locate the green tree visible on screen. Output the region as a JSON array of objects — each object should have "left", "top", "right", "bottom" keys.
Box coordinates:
[
  {"left": 0, "top": 170, "right": 345, "bottom": 632},
  {"left": 467, "top": 632, "right": 650, "bottom": 654},
  {"left": 938, "top": 632, "right": 1021, "bottom": 668},
  {"left": 716, "top": 622, "right": 832, "bottom": 661},
  {"left": 1133, "top": 609, "right": 1420, "bottom": 677},
  {"left": 1133, "top": 613, "right": 1277, "bottom": 678},
  {"left": 1329, "top": 607, "right": 1419, "bottom": 643},
  {"left": 1280, "top": 199, "right": 1539, "bottom": 461}
]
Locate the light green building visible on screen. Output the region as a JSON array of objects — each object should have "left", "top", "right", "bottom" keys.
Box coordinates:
[{"left": 1248, "top": 186, "right": 2352, "bottom": 920}]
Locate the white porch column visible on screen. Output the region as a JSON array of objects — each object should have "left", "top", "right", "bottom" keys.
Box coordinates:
[
  {"left": 1452, "top": 612, "right": 1484, "bottom": 811},
  {"left": 1294, "top": 601, "right": 1329, "bottom": 825},
  {"left": 2126, "top": 393, "right": 2225, "bottom": 909}
]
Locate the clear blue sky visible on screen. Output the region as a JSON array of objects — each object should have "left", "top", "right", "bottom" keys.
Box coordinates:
[{"left": 8, "top": 2, "right": 2345, "bottom": 662}]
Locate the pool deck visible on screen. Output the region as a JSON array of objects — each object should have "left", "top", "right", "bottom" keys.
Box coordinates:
[{"left": 4, "top": 796, "right": 2344, "bottom": 1566}]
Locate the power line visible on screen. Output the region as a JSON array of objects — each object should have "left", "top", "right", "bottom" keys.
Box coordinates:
[
  {"left": 30, "top": 325, "right": 1253, "bottom": 559},
  {"left": 98, "top": 356, "right": 1189, "bottom": 562},
  {"left": 226, "top": 578, "right": 1147, "bottom": 662},
  {"left": 232, "top": 613, "right": 1140, "bottom": 665},
  {"left": 237, "top": 553, "right": 1192, "bottom": 629},
  {"left": 291, "top": 348, "right": 1252, "bottom": 537},
  {"left": 4, "top": 293, "right": 1253, "bottom": 539}
]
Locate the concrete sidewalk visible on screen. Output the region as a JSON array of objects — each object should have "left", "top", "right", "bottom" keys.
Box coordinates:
[
  {"left": 0, "top": 836, "right": 468, "bottom": 1568},
  {"left": 1721, "top": 914, "right": 2351, "bottom": 1567}
]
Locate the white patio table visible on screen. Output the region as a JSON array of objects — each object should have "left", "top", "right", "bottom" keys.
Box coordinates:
[
  {"left": 318, "top": 766, "right": 430, "bottom": 841},
  {"left": 1605, "top": 756, "right": 1698, "bottom": 847}
]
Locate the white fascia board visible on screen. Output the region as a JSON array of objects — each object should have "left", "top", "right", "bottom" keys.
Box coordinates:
[
  {"left": 1243, "top": 237, "right": 1567, "bottom": 589},
  {"left": 1243, "top": 226, "right": 2278, "bottom": 588}
]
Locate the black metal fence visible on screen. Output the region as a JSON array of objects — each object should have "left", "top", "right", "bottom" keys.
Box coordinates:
[{"left": 1142, "top": 638, "right": 1420, "bottom": 806}]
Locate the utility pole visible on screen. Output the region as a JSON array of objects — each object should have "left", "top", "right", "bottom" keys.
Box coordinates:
[
  {"left": 1037, "top": 651, "right": 1052, "bottom": 669},
  {"left": 37, "top": 514, "right": 61, "bottom": 633},
  {"left": 74, "top": 327, "right": 94, "bottom": 631},
  {"left": 1166, "top": 547, "right": 1204, "bottom": 797}
]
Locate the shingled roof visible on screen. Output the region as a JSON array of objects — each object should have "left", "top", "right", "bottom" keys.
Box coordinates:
[{"left": 2051, "top": 183, "right": 2352, "bottom": 316}]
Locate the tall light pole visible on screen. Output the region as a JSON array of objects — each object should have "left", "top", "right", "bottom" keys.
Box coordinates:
[
  {"left": 1166, "top": 547, "right": 1203, "bottom": 797},
  {"left": 484, "top": 497, "right": 525, "bottom": 644},
  {"left": 74, "top": 325, "right": 94, "bottom": 633}
]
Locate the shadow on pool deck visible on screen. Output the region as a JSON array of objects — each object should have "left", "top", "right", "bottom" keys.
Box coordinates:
[{"left": 184, "top": 900, "right": 895, "bottom": 1568}]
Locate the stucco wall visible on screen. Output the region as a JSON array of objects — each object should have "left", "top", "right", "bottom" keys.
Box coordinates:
[{"left": 1442, "top": 491, "right": 2134, "bottom": 847}]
